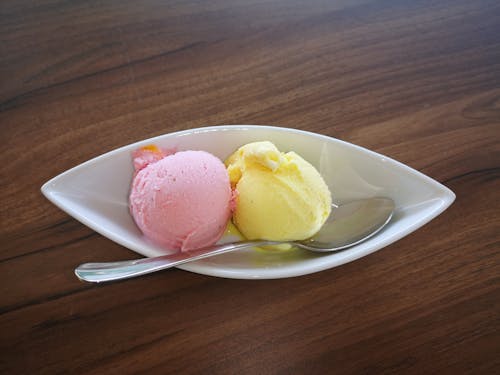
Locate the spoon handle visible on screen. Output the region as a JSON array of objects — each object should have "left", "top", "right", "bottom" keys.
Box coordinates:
[{"left": 75, "top": 240, "right": 277, "bottom": 283}]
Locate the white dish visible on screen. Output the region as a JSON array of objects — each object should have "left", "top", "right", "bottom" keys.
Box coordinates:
[{"left": 41, "top": 125, "right": 455, "bottom": 279}]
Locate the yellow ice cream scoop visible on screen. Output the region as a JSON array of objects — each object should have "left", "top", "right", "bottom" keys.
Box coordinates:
[{"left": 225, "top": 141, "right": 332, "bottom": 241}]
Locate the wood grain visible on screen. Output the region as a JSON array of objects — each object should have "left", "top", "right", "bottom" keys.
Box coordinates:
[{"left": 1, "top": 0, "right": 499, "bottom": 373}]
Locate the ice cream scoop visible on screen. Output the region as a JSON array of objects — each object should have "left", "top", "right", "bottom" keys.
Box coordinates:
[
  {"left": 129, "top": 147, "right": 233, "bottom": 251},
  {"left": 75, "top": 198, "right": 395, "bottom": 283},
  {"left": 226, "top": 141, "right": 332, "bottom": 241}
]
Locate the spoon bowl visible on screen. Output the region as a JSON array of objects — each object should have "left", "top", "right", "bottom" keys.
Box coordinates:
[{"left": 75, "top": 198, "right": 394, "bottom": 283}]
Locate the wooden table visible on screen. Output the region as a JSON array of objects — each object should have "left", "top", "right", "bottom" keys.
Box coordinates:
[{"left": 1, "top": 1, "right": 499, "bottom": 373}]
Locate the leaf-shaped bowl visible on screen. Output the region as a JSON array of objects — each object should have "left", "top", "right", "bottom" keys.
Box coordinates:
[{"left": 41, "top": 125, "right": 455, "bottom": 279}]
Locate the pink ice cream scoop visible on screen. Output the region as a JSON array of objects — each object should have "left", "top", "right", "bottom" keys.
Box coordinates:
[{"left": 129, "top": 146, "right": 233, "bottom": 251}]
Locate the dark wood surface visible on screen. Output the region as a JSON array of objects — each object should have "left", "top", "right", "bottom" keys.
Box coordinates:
[{"left": 1, "top": 0, "right": 499, "bottom": 373}]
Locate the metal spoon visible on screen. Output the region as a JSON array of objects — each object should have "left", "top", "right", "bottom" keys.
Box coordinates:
[{"left": 75, "top": 197, "right": 394, "bottom": 283}]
